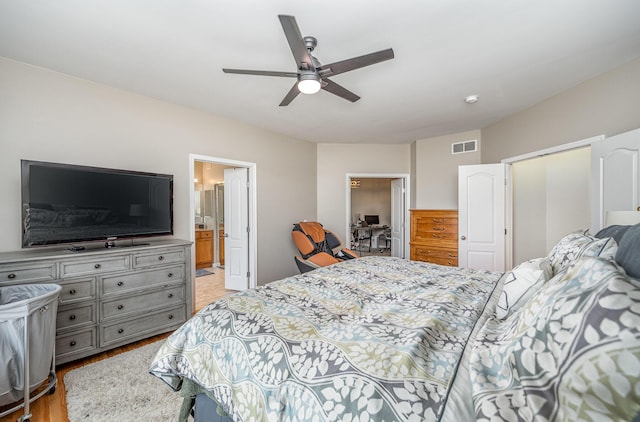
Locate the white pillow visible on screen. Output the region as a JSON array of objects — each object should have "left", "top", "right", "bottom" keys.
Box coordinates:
[{"left": 495, "top": 258, "right": 552, "bottom": 319}]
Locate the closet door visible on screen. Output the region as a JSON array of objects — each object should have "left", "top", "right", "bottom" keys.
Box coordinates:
[{"left": 591, "top": 128, "right": 640, "bottom": 232}]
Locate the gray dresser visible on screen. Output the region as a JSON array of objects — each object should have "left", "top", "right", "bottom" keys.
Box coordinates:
[{"left": 0, "top": 239, "right": 192, "bottom": 364}]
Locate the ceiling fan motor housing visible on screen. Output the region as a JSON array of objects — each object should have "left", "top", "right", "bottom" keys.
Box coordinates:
[{"left": 303, "top": 36, "right": 317, "bottom": 52}]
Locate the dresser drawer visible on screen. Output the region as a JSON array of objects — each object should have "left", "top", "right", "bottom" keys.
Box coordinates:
[
  {"left": 133, "top": 249, "right": 185, "bottom": 269},
  {"left": 412, "top": 246, "right": 458, "bottom": 260},
  {"left": 0, "top": 262, "right": 56, "bottom": 285},
  {"left": 412, "top": 209, "right": 457, "bottom": 221},
  {"left": 417, "top": 231, "right": 458, "bottom": 241},
  {"left": 101, "top": 285, "right": 185, "bottom": 321},
  {"left": 414, "top": 222, "right": 458, "bottom": 235},
  {"left": 416, "top": 255, "right": 458, "bottom": 267},
  {"left": 101, "top": 305, "right": 186, "bottom": 347},
  {"left": 60, "top": 256, "right": 130, "bottom": 278},
  {"left": 58, "top": 278, "right": 96, "bottom": 304},
  {"left": 195, "top": 230, "right": 213, "bottom": 239},
  {"left": 57, "top": 303, "right": 96, "bottom": 331},
  {"left": 56, "top": 328, "right": 97, "bottom": 361},
  {"left": 411, "top": 244, "right": 458, "bottom": 267},
  {"left": 101, "top": 265, "right": 184, "bottom": 296}
]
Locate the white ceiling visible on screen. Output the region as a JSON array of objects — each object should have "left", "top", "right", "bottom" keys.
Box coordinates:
[{"left": 1, "top": 1, "right": 639, "bottom": 144}]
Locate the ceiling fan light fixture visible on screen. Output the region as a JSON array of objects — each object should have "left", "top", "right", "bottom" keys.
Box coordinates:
[{"left": 298, "top": 73, "right": 322, "bottom": 94}]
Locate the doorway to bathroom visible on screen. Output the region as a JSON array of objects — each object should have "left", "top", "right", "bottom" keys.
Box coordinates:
[{"left": 190, "top": 154, "right": 257, "bottom": 312}]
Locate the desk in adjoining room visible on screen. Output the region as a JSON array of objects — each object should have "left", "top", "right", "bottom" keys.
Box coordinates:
[{"left": 352, "top": 225, "right": 388, "bottom": 252}]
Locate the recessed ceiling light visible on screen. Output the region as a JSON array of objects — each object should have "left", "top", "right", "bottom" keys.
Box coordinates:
[{"left": 464, "top": 95, "right": 479, "bottom": 104}]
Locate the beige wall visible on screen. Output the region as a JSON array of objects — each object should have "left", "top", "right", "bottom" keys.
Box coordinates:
[
  {"left": 414, "top": 130, "right": 482, "bottom": 209},
  {"left": 317, "top": 144, "right": 411, "bottom": 241},
  {"left": 0, "top": 58, "right": 317, "bottom": 283},
  {"left": 482, "top": 57, "right": 640, "bottom": 163},
  {"left": 351, "top": 178, "right": 392, "bottom": 227}
]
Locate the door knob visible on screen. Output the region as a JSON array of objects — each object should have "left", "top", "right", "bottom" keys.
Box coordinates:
[
  {"left": 224, "top": 233, "right": 229, "bottom": 237},
  {"left": 461, "top": 236, "right": 466, "bottom": 240}
]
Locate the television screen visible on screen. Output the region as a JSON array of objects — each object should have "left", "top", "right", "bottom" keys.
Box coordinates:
[{"left": 21, "top": 160, "right": 173, "bottom": 248}]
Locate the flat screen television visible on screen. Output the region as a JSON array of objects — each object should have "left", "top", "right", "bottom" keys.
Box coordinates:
[{"left": 21, "top": 160, "right": 173, "bottom": 248}]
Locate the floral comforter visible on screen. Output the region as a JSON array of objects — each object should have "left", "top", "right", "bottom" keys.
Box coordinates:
[{"left": 149, "top": 256, "right": 502, "bottom": 421}]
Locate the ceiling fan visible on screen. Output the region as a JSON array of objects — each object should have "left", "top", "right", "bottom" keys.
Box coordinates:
[{"left": 222, "top": 15, "right": 394, "bottom": 106}]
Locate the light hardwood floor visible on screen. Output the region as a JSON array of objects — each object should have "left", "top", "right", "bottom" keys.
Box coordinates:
[{"left": 0, "top": 268, "right": 235, "bottom": 422}]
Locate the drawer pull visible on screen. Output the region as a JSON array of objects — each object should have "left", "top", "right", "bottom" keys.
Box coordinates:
[
  {"left": 158, "top": 256, "right": 164, "bottom": 261},
  {"left": 69, "top": 289, "right": 77, "bottom": 295},
  {"left": 118, "top": 328, "right": 124, "bottom": 334},
  {"left": 70, "top": 340, "right": 77, "bottom": 347},
  {"left": 432, "top": 226, "right": 445, "bottom": 231},
  {"left": 69, "top": 314, "right": 76, "bottom": 320},
  {"left": 168, "top": 314, "right": 174, "bottom": 320},
  {"left": 168, "top": 293, "right": 174, "bottom": 298},
  {"left": 167, "top": 273, "right": 173, "bottom": 278},
  {"left": 117, "top": 305, "right": 124, "bottom": 310},
  {"left": 117, "top": 281, "right": 124, "bottom": 287},
  {"left": 7, "top": 273, "right": 16, "bottom": 279},
  {"left": 431, "top": 234, "right": 446, "bottom": 238},
  {"left": 94, "top": 264, "right": 101, "bottom": 269},
  {"left": 432, "top": 218, "right": 445, "bottom": 223}
]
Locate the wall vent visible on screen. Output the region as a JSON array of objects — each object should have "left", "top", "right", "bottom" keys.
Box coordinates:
[{"left": 451, "top": 139, "right": 477, "bottom": 154}]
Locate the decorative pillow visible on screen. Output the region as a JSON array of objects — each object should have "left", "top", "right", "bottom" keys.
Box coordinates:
[
  {"left": 615, "top": 223, "right": 640, "bottom": 279},
  {"left": 470, "top": 257, "right": 640, "bottom": 422},
  {"left": 495, "top": 258, "right": 552, "bottom": 319},
  {"left": 594, "top": 224, "right": 631, "bottom": 243},
  {"left": 547, "top": 230, "right": 618, "bottom": 274}
]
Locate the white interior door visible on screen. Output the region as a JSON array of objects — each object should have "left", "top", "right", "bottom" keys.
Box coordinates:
[
  {"left": 390, "top": 178, "right": 405, "bottom": 258},
  {"left": 224, "top": 168, "right": 249, "bottom": 291},
  {"left": 458, "top": 163, "right": 510, "bottom": 271},
  {"left": 590, "top": 128, "right": 640, "bottom": 232}
]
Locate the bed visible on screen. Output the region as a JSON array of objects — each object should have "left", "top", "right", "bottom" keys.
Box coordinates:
[{"left": 150, "top": 224, "right": 640, "bottom": 422}]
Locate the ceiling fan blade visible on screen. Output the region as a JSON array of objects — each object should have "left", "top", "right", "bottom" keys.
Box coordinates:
[
  {"left": 321, "top": 78, "right": 360, "bottom": 103},
  {"left": 318, "top": 48, "right": 394, "bottom": 77},
  {"left": 223, "top": 68, "right": 298, "bottom": 78},
  {"left": 279, "top": 83, "right": 300, "bottom": 106},
  {"left": 278, "top": 15, "right": 314, "bottom": 70}
]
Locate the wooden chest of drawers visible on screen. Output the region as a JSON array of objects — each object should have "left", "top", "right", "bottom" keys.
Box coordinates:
[
  {"left": 0, "top": 239, "right": 192, "bottom": 364},
  {"left": 410, "top": 209, "right": 459, "bottom": 267}
]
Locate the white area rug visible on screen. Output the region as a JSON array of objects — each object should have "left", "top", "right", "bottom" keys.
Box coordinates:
[{"left": 64, "top": 340, "right": 185, "bottom": 421}]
